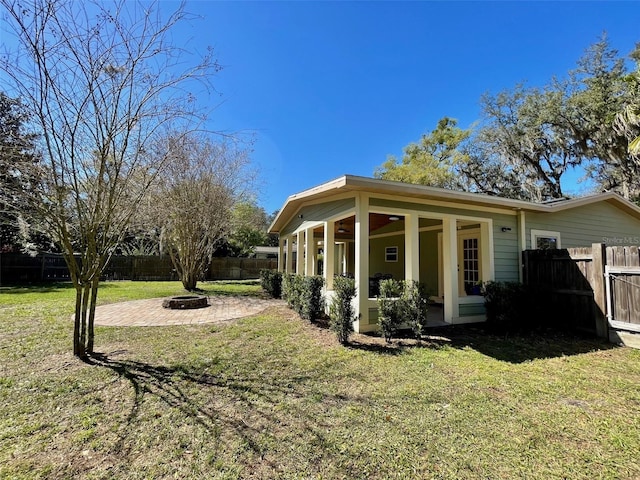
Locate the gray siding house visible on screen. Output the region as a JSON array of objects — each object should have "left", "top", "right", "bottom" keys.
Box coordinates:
[{"left": 269, "top": 175, "right": 640, "bottom": 333}]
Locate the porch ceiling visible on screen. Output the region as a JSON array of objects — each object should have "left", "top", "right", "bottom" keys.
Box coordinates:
[{"left": 311, "top": 214, "right": 402, "bottom": 239}]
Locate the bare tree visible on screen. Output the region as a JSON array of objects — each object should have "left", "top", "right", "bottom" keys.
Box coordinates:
[
  {"left": 0, "top": 0, "right": 219, "bottom": 357},
  {"left": 148, "top": 133, "right": 253, "bottom": 291}
]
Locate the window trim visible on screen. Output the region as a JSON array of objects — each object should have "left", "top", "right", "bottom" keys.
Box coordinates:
[
  {"left": 385, "top": 246, "right": 398, "bottom": 262},
  {"left": 530, "top": 229, "right": 561, "bottom": 249}
]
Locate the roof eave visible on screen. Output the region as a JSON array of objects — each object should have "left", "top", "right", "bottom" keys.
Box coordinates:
[{"left": 268, "top": 175, "right": 640, "bottom": 235}]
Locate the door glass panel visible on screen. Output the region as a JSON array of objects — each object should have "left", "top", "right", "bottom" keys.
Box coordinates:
[{"left": 463, "top": 238, "right": 479, "bottom": 294}]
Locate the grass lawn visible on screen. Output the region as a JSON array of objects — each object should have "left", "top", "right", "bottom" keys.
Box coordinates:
[{"left": 1, "top": 280, "right": 639, "bottom": 479}]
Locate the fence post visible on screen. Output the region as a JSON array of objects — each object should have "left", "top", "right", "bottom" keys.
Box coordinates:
[{"left": 591, "top": 243, "right": 608, "bottom": 339}]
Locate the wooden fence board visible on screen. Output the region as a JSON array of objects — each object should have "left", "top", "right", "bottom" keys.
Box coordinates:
[
  {"left": 606, "top": 246, "right": 615, "bottom": 266},
  {"left": 614, "top": 248, "right": 630, "bottom": 322},
  {"left": 629, "top": 273, "right": 640, "bottom": 325},
  {"left": 629, "top": 246, "right": 640, "bottom": 267}
]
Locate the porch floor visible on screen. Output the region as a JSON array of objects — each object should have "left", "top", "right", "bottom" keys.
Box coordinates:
[{"left": 426, "top": 303, "right": 448, "bottom": 328}]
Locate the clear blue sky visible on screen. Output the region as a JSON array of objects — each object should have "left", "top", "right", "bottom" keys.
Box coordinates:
[{"left": 177, "top": 1, "right": 639, "bottom": 213}]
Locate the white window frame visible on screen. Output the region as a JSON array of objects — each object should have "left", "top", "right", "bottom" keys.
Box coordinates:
[
  {"left": 385, "top": 246, "right": 398, "bottom": 262},
  {"left": 531, "top": 229, "right": 561, "bottom": 249}
]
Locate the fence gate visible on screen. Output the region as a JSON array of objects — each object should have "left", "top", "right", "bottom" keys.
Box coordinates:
[{"left": 605, "top": 265, "right": 640, "bottom": 334}]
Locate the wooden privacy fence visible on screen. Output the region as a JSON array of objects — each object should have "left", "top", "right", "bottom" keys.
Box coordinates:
[
  {"left": 523, "top": 244, "right": 640, "bottom": 339},
  {"left": 0, "top": 253, "right": 277, "bottom": 284}
]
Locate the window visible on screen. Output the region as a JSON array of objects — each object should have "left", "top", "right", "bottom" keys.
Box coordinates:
[
  {"left": 462, "top": 238, "right": 480, "bottom": 293},
  {"left": 385, "top": 246, "right": 398, "bottom": 262},
  {"left": 531, "top": 229, "right": 561, "bottom": 250}
]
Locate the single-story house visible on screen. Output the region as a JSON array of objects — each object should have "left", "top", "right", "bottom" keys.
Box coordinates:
[
  {"left": 268, "top": 175, "right": 640, "bottom": 333},
  {"left": 253, "top": 246, "right": 281, "bottom": 259}
]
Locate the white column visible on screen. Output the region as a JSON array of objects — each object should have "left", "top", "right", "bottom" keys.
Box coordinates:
[
  {"left": 404, "top": 213, "right": 420, "bottom": 282},
  {"left": 296, "top": 231, "right": 304, "bottom": 275},
  {"left": 354, "top": 195, "right": 370, "bottom": 331},
  {"left": 285, "top": 236, "right": 293, "bottom": 274},
  {"left": 442, "top": 217, "right": 459, "bottom": 322},
  {"left": 278, "top": 237, "right": 285, "bottom": 272},
  {"left": 305, "top": 228, "right": 315, "bottom": 276},
  {"left": 324, "top": 221, "right": 335, "bottom": 290}
]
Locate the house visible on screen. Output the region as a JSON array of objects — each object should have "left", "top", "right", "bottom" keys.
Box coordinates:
[
  {"left": 253, "top": 246, "right": 281, "bottom": 259},
  {"left": 268, "top": 175, "right": 640, "bottom": 333}
]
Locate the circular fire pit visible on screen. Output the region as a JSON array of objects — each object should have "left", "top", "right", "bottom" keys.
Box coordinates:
[{"left": 162, "top": 295, "right": 209, "bottom": 310}]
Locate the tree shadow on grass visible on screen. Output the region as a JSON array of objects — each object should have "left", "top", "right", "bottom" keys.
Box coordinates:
[
  {"left": 85, "top": 350, "right": 372, "bottom": 475},
  {"left": 363, "top": 325, "right": 620, "bottom": 364}
]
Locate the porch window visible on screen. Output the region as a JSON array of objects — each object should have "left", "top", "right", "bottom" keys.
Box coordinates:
[{"left": 385, "top": 246, "right": 398, "bottom": 262}]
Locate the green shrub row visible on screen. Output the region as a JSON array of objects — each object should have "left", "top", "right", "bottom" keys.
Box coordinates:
[
  {"left": 328, "top": 275, "right": 357, "bottom": 344},
  {"left": 282, "top": 273, "right": 325, "bottom": 321},
  {"left": 260, "top": 269, "right": 283, "bottom": 299},
  {"left": 377, "top": 279, "right": 429, "bottom": 343}
]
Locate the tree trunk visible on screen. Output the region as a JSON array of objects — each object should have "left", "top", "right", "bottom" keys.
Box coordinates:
[
  {"left": 87, "top": 277, "right": 100, "bottom": 354},
  {"left": 73, "top": 286, "right": 84, "bottom": 357},
  {"left": 183, "top": 271, "right": 198, "bottom": 291}
]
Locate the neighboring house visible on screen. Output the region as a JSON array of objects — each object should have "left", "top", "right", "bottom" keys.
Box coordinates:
[
  {"left": 253, "top": 246, "right": 281, "bottom": 259},
  {"left": 268, "top": 175, "right": 640, "bottom": 333}
]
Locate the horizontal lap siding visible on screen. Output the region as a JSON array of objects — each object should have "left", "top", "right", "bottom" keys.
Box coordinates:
[
  {"left": 460, "top": 303, "right": 486, "bottom": 316},
  {"left": 370, "top": 234, "right": 405, "bottom": 279},
  {"left": 526, "top": 202, "right": 640, "bottom": 249},
  {"left": 280, "top": 198, "right": 355, "bottom": 237},
  {"left": 493, "top": 216, "right": 520, "bottom": 283}
]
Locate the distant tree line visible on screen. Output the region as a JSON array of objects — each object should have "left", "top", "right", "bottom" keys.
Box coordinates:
[{"left": 376, "top": 35, "right": 640, "bottom": 203}]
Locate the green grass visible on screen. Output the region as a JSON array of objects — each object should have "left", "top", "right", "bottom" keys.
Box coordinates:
[{"left": 1, "top": 281, "right": 640, "bottom": 479}]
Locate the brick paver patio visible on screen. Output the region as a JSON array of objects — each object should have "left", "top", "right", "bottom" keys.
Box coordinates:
[{"left": 92, "top": 295, "right": 285, "bottom": 327}]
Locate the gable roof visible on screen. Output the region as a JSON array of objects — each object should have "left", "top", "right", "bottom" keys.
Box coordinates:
[{"left": 269, "top": 175, "right": 640, "bottom": 233}]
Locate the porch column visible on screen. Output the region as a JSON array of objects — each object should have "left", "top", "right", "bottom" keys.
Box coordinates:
[
  {"left": 354, "top": 194, "right": 370, "bottom": 331},
  {"left": 404, "top": 213, "right": 420, "bottom": 282},
  {"left": 305, "top": 227, "right": 315, "bottom": 275},
  {"left": 278, "top": 237, "right": 285, "bottom": 272},
  {"left": 442, "top": 217, "right": 459, "bottom": 322},
  {"left": 285, "top": 236, "right": 293, "bottom": 274},
  {"left": 323, "top": 221, "right": 335, "bottom": 290},
  {"left": 296, "top": 231, "right": 304, "bottom": 275}
]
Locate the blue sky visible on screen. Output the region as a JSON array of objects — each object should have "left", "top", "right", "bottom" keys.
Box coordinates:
[{"left": 173, "top": 2, "right": 638, "bottom": 212}]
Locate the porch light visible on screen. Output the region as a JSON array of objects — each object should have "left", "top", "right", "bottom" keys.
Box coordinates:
[
  {"left": 337, "top": 221, "right": 348, "bottom": 233},
  {"left": 389, "top": 216, "right": 400, "bottom": 221},
  {"left": 501, "top": 227, "right": 512, "bottom": 232}
]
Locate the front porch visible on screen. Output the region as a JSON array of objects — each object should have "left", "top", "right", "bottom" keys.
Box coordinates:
[{"left": 276, "top": 193, "right": 495, "bottom": 333}]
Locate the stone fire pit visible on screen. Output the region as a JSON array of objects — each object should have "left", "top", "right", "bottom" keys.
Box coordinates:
[{"left": 162, "top": 295, "right": 209, "bottom": 310}]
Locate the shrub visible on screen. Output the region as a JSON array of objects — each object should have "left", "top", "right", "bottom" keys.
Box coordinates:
[
  {"left": 281, "top": 273, "right": 297, "bottom": 308},
  {"left": 329, "top": 275, "right": 357, "bottom": 344},
  {"left": 377, "top": 278, "right": 403, "bottom": 343},
  {"left": 282, "top": 274, "right": 325, "bottom": 321},
  {"left": 260, "top": 269, "right": 282, "bottom": 299},
  {"left": 482, "top": 281, "right": 532, "bottom": 331},
  {"left": 401, "top": 280, "right": 429, "bottom": 339},
  {"left": 300, "top": 275, "right": 325, "bottom": 321}
]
